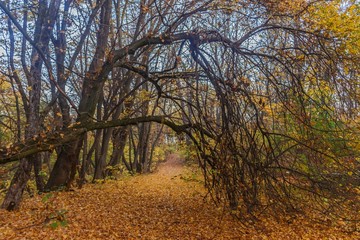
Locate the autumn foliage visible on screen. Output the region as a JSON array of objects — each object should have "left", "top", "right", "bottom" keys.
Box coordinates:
[
  {"left": 1, "top": 156, "right": 359, "bottom": 239},
  {"left": 0, "top": 0, "right": 359, "bottom": 237}
]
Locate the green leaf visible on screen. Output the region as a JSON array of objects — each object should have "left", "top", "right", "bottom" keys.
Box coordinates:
[
  {"left": 50, "top": 221, "right": 59, "bottom": 229},
  {"left": 42, "top": 193, "right": 53, "bottom": 203},
  {"left": 60, "top": 220, "right": 68, "bottom": 227}
]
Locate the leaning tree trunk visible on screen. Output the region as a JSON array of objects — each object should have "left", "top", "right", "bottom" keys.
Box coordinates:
[
  {"left": 1, "top": 0, "right": 61, "bottom": 210},
  {"left": 1, "top": 158, "right": 33, "bottom": 210},
  {"left": 45, "top": 0, "right": 112, "bottom": 189}
]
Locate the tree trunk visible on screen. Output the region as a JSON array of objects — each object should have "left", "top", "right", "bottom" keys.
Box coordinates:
[
  {"left": 93, "top": 128, "right": 113, "bottom": 180},
  {"left": 148, "top": 124, "right": 164, "bottom": 171},
  {"left": 45, "top": 141, "right": 82, "bottom": 189},
  {"left": 138, "top": 122, "right": 151, "bottom": 173},
  {"left": 45, "top": 0, "right": 112, "bottom": 189},
  {"left": 2, "top": 0, "right": 61, "bottom": 210},
  {"left": 33, "top": 156, "right": 45, "bottom": 192},
  {"left": 1, "top": 158, "right": 32, "bottom": 210},
  {"left": 106, "top": 127, "right": 128, "bottom": 175}
]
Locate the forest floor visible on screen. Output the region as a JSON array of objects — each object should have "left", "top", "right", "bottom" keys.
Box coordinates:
[{"left": 0, "top": 154, "right": 359, "bottom": 239}]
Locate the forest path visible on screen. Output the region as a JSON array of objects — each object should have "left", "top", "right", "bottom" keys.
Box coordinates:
[
  {"left": 157, "top": 153, "right": 184, "bottom": 176},
  {"left": 0, "top": 154, "right": 357, "bottom": 239}
]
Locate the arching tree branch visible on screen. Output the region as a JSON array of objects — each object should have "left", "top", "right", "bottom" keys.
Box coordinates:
[{"left": 0, "top": 116, "right": 212, "bottom": 164}]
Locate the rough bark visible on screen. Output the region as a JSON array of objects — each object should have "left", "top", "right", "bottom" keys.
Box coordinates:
[
  {"left": 106, "top": 127, "right": 129, "bottom": 176},
  {"left": 1, "top": 0, "right": 61, "bottom": 210},
  {"left": 1, "top": 158, "right": 32, "bottom": 210},
  {"left": 45, "top": 0, "right": 112, "bottom": 189}
]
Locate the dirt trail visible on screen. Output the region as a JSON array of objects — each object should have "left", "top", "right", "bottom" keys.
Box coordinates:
[
  {"left": 157, "top": 154, "right": 184, "bottom": 177},
  {"left": 0, "top": 154, "right": 357, "bottom": 239}
]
